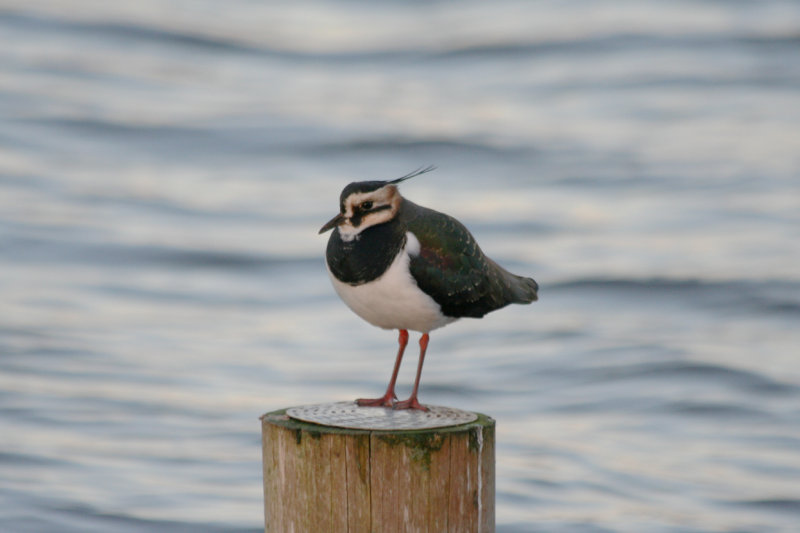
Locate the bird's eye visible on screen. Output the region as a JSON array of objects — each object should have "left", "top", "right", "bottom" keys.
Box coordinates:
[{"left": 360, "top": 201, "right": 373, "bottom": 210}]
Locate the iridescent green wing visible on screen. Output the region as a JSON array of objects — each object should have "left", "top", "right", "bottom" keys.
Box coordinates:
[{"left": 405, "top": 205, "right": 514, "bottom": 318}]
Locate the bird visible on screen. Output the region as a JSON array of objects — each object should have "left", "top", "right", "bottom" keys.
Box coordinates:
[{"left": 319, "top": 166, "right": 538, "bottom": 411}]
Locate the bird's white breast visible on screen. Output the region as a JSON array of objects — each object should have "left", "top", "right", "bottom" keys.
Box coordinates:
[{"left": 327, "top": 232, "right": 456, "bottom": 333}]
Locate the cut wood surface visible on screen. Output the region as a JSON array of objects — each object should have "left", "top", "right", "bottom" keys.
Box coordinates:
[{"left": 261, "top": 407, "right": 495, "bottom": 533}]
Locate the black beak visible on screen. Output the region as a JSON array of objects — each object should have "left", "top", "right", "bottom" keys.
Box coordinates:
[{"left": 319, "top": 213, "right": 345, "bottom": 234}]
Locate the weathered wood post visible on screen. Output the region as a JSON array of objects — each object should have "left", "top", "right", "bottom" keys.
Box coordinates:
[{"left": 261, "top": 402, "right": 495, "bottom": 532}]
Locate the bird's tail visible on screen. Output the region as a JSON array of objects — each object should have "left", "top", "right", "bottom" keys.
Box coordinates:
[
  {"left": 486, "top": 256, "right": 539, "bottom": 305},
  {"left": 510, "top": 275, "right": 539, "bottom": 303}
]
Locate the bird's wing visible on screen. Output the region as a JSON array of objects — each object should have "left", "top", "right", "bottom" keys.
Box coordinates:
[{"left": 404, "top": 203, "right": 534, "bottom": 318}]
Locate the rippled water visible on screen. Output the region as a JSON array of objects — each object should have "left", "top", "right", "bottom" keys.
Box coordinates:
[{"left": 2, "top": 1, "right": 800, "bottom": 532}]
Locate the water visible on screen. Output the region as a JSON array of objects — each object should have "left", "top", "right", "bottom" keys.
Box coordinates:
[{"left": 1, "top": 1, "right": 799, "bottom": 531}]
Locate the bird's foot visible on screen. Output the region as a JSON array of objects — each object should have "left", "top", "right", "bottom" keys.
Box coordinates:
[
  {"left": 393, "top": 396, "right": 428, "bottom": 411},
  {"left": 356, "top": 392, "right": 396, "bottom": 408}
]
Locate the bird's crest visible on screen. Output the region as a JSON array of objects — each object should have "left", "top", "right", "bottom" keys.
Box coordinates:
[{"left": 386, "top": 165, "right": 437, "bottom": 185}]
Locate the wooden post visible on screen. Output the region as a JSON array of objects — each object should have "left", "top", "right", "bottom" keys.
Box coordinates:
[{"left": 261, "top": 407, "right": 495, "bottom": 533}]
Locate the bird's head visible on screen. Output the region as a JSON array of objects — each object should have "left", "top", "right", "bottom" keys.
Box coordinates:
[{"left": 319, "top": 166, "right": 435, "bottom": 240}]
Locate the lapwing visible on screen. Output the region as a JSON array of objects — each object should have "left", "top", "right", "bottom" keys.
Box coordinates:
[{"left": 319, "top": 166, "right": 538, "bottom": 410}]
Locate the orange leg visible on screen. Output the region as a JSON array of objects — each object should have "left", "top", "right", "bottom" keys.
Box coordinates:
[
  {"left": 394, "top": 333, "right": 429, "bottom": 411},
  {"left": 357, "top": 329, "right": 408, "bottom": 408}
]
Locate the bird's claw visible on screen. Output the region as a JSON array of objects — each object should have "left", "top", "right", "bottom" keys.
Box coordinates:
[
  {"left": 393, "top": 397, "right": 428, "bottom": 411},
  {"left": 356, "top": 392, "right": 396, "bottom": 408}
]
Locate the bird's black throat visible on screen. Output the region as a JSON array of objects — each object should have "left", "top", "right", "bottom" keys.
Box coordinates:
[{"left": 326, "top": 220, "right": 406, "bottom": 285}]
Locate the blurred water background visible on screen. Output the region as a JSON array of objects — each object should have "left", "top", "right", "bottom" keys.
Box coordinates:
[{"left": 1, "top": 1, "right": 800, "bottom": 532}]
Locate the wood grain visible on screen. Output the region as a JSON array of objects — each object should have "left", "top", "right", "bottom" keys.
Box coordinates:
[{"left": 261, "top": 409, "right": 495, "bottom": 533}]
